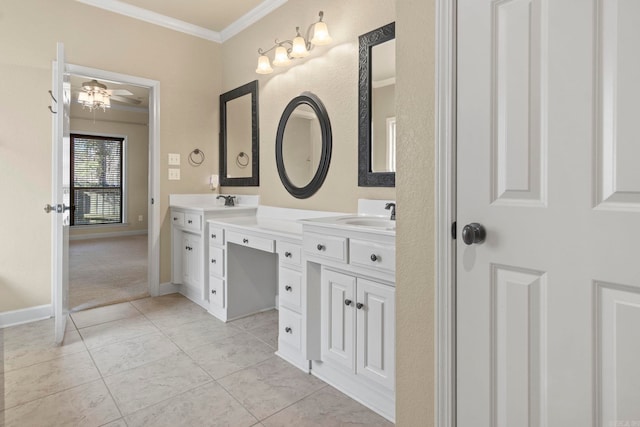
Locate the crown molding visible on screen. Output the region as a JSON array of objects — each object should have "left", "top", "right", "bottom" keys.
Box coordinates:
[
  {"left": 76, "top": 0, "right": 222, "bottom": 42},
  {"left": 76, "top": 0, "right": 288, "bottom": 44},
  {"left": 220, "top": 0, "right": 288, "bottom": 42}
]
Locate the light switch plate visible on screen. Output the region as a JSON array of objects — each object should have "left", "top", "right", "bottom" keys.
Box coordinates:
[
  {"left": 168, "top": 168, "right": 181, "bottom": 180},
  {"left": 168, "top": 153, "right": 180, "bottom": 165}
]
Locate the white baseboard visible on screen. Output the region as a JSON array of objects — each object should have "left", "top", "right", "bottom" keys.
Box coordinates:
[
  {"left": 159, "top": 282, "right": 180, "bottom": 296},
  {"left": 70, "top": 229, "right": 148, "bottom": 241},
  {"left": 0, "top": 304, "right": 52, "bottom": 329}
]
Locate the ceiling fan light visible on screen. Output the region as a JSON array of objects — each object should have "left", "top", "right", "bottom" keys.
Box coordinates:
[{"left": 78, "top": 91, "right": 90, "bottom": 104}]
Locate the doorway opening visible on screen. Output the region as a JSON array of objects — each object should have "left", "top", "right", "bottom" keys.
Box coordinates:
[{"left": 58, "top": 64, "right": 161, "bottom": 313}]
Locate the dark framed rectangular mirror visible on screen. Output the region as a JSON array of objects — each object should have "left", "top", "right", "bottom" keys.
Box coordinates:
[
  {"left": 358, "top": 22, "right": 396, "bottom": 187},
  {"left": 220, "top": 80, "right": 259, "bottom": 186}
]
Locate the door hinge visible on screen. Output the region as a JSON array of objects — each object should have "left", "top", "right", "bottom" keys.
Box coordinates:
[
  {"left": 151, "top": 198, "right": 154, "bottom": 205},
  {"left": 451, "top": 221, "right": 457, "bottom": 239}
]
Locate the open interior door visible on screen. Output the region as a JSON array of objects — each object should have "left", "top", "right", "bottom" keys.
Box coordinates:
[
  {"left": 457, "top": 0, "right": 640, "bottom": 425},
  {"left": 51, "top": 42, "right": 71, "bottom": 344}
]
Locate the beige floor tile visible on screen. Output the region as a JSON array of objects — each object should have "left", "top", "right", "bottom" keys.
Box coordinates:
[
  {"left": 100, "top": 419, "right": 128, "bottom": 427},
  {"left": 89, "top": 332, "right": 182, "bottom": 377},
  {"left": 246, "top": 323, "right": 278, "bottom": 349},
  {"left": 0, "top": 379, "right": 121, "bottom": 427},
  {"left": 125, "top": 381, "right": 258, "bottom": 427},
  {"left": 162, "top": 316, "right": 242, "bottom": 351},
  {"left": 79, "top": 315, "right": 158, "bottom": 349},
  {"left": 218, "top": 357, "right": 326, "bottom": 420},
  {"left": 71, "top": 302, "right": 141, "bottom": 329},
  {"left": 2, "top": 329, "right": 86, "bottom": 373},
  {"left": 261, "top": 386, "right": 394, "bottom": 426},
  {"left": 103, "top": 353, "right": 211, "bottom": 415},
  {"left": 130, "top": 294, "right": 191, "bottom": 314},
  {"left": 186, "top": 333, "right": 275, "bottom": 379},
  {"left": 144, "top": 304, "right": 213, "bottom": 330},
  {"left": 231, "top": 310, "right": 279, "bottom": 331},
  {"left": 2, "top": 351, "right": 101, "bottom": 411}
]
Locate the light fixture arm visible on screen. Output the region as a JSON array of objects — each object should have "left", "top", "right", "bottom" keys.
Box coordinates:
[
  {"left": 255, "top": 11, "right": 331, "bottom": 74},
  {"left": 257, "top": 39, "right": 294, "bottom": 57}
]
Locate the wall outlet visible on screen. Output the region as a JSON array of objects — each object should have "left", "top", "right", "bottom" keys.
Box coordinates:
[
  {"left": 168, "top": 153, "right": 180, "bottom": 165},
  {"left": 168, "top": 168, "right": 181, "bottom": 180},
  {"left": 138, "top": 215, "right": 143, "bottom": 222}
]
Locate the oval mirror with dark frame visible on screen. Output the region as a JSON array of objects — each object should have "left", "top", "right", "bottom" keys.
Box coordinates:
[
  {"left": 358, "top": 22, "right": 396, "bottom": 187},
  {"left": 276, "top": 92, "right": 332, "bottom": 199},
  {"left": 219, "top": 80, "right": 259, "bottom": 186}
]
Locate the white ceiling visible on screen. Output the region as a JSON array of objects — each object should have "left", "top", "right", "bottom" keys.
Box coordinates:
[{"left": 76, "top": 0, "right": 288, "bottom": 42}]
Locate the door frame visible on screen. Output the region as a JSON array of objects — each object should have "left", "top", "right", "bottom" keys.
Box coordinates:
[
  {"left": 435, "top": 0, "right": 457, "bottom": 426},
  {"left": 52, "top": 63, "right": 161, "bottom": 311}
]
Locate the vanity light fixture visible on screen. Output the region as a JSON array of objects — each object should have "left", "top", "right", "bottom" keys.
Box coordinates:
[
  {"left": 77, "top": 79, "right": 111, "bottom": 112},
  {"left": 255, "top": 11, "right": 333, "bottom": 74}
]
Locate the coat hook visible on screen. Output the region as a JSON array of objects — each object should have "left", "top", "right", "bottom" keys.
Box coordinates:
[
  {"left": 48, "top": 90, "right": 57, "bottom": 104},
  {"left": 48, "top": 105, "right": 58, "bottom": 114}
]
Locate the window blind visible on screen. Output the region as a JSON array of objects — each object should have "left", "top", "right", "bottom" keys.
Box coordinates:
[{"left": 70, "top": 134, "right": 124, "bottom": 226}]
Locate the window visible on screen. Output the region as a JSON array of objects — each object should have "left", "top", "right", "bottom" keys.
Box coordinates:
[{"left": 70, "top": 134, "right": 125, "bottom": 226}]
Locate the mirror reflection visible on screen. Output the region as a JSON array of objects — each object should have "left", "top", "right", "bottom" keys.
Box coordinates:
[
  {"left": 371, "top": 39, "right": 396, "bottom": 173},
  {"left": 282, "top": 104, "right": 322, "bottom": 188},
  {"left": 225, "top": 93, "right": 252, "bottom": 178}
]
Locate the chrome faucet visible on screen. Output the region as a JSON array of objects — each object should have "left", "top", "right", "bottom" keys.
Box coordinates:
[
  {"left": 217, "top": 195, "right": 236, "bottom": 207},
  {"left": 385, "top": 202, "right": 396, "bottom": 220}
]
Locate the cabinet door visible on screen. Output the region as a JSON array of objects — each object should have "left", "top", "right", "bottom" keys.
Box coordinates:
[
  {"left": 182, "top": 233, "right": 202, "bottom": 289},
  {"left": 356, "top": 278, "right": 395, "bottom": 391},
  {"left": 321, "top": 269, "right": 356, "bottom": 371}
]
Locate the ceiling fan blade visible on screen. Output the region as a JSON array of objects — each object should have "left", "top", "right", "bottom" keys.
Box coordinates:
[
  {"left": 107, "top": 89, "right": 134, "bottom": 96},
  {"left": 110, "top": 95, "right": 142, "bottom": 105}
]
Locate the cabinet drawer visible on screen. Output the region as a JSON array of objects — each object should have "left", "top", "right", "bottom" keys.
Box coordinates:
[
  {"left": 171, "top": 211, "right": 184, "bottom": 227},
  {"left": 208, "top": 246, "right": 224, "bottom": 277},
  {"left": 303, "top": 232, "right": 347, "bottom": 263},
  {"left": 279, "top": 267, "right": 302, "bottom": 312},
  {"left": 349, "top": 239, "right": 396, "bottom": 273},
  {"left": 184, "top": 213, "right": 202, "bottom": 231},
  {"left": 277, "top": 241, "right": 302, "bottom": 267},
  {"left": 227, "top": 230, "right": 275, "bottom": 253},
  {"left": 208, "top": 226, "right": 224, "bottom": 245},
  {"left": 279, "top": 307, "right": 302, "bottom": 351},
  {"left": 209, "top": 276, "right": 225, "bottom": 308}
]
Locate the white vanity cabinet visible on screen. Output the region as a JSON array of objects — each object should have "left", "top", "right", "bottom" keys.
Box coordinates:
[
  {"left": 171, "top": 209, "right": 206, "bottom": 303},
  {"left": 275, "top": 239, "right": 308, "bottom": 371},
  {"left": 169, "top": 194, "right": 258, "bottom": 308},
  {"left": 321, "top": 269, "right": 395, "bottom": 391},
  {"left": 302, "top": 218, "right": 396, "bottom": 422},
  {"left": 207, "top": 225, "right": 225, "bottom": 311}
]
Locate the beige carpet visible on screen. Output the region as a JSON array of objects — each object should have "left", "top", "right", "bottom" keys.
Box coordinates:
[{"left": 69, "top": 234, "right": 149, "bottom": 311}]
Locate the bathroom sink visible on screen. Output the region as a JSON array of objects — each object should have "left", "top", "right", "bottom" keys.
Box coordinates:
[
  {"left": 339, "top": 218, "right": 396, "bottom": 230},
  {"left": 301, "top": 215, "right": 396, "bottom": 232}
]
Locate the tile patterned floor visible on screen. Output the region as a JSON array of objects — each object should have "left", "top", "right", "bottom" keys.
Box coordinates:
[{"left": 0, "top": 294, "right": 393, "bottom": 426}]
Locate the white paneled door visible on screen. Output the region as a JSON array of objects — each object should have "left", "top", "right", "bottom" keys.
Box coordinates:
[
  {"left": 52, "top": 42, "right": 71, "bottom": 344},
  {"left": 457, "top": 1, "right": 640, "bottom": 426}
]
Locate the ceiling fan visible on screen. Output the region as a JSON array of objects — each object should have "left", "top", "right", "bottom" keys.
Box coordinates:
[{"left": 73, "top": 79, "right": 143, "bottom": 108}]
